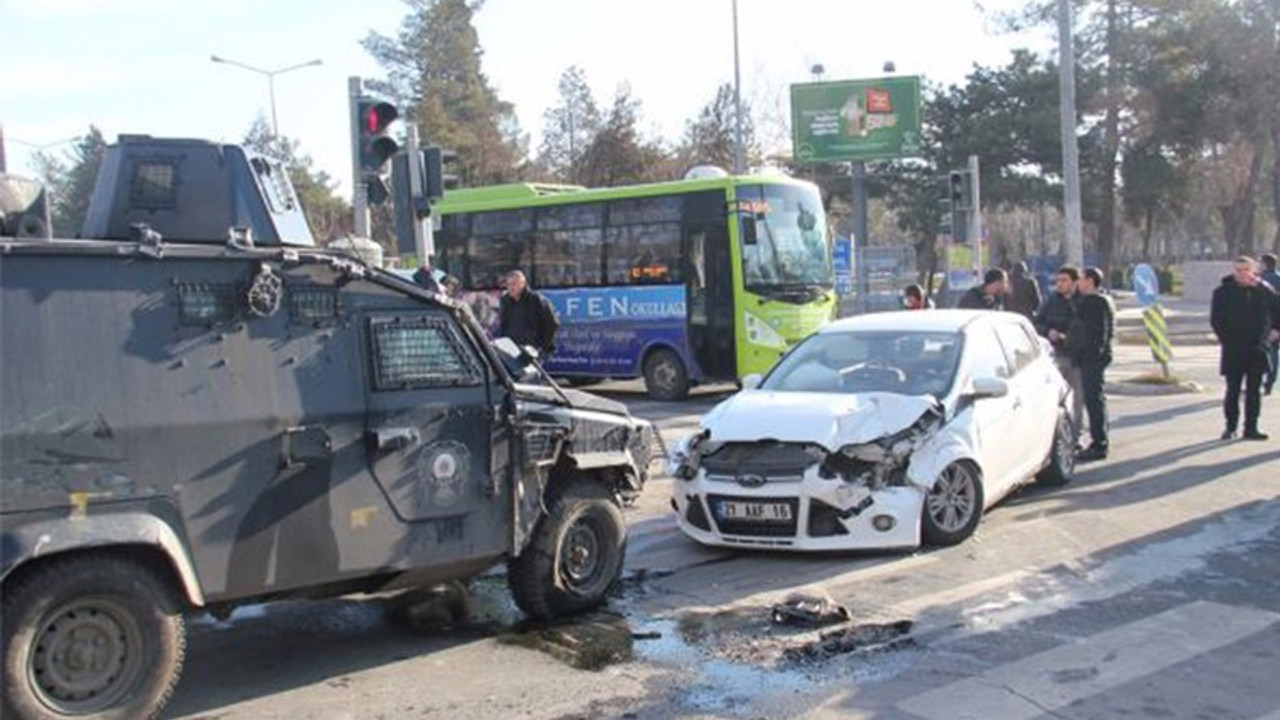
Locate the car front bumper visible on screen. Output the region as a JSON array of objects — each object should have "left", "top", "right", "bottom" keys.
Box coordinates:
[{"left": 670, "top": 467, "right": 924, "bottom": 551}]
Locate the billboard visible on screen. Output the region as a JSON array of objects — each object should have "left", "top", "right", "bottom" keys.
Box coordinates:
[{"left": 791, "top": 76, "right": 924, "bottom": 163}]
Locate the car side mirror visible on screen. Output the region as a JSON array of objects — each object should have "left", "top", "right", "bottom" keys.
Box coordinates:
[
  {"left": 741, "top": 374, "right": 763, "bottom": 390},
  {"left": 970, "top": 376, "right": 1010, "bottom": 399}
]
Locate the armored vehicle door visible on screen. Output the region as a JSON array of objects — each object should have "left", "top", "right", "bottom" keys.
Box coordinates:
[{"left": 361, "top": 310, "right": 509, "bottom": 555}]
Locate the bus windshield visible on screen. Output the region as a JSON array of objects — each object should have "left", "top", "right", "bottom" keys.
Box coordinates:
[{"left": 738, "top": 183, "right": 833, "bottom": 298}]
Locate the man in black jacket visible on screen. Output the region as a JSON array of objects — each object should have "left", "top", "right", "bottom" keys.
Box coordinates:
[
  {"left": 1034, "top": 266, "right": 1083, "bottom": 438},
  {"left": 957, "top": 269, "right": 1008, "bottom": 310},
  {"left": 498, "top": 270, "right": 561, "bottom": 358},
  {"left": 1070, "top": 267, "right": 1115, "bottom": 461},
  {"left": 1210, "top": 256, "right": 1280, "bottom": 440}
]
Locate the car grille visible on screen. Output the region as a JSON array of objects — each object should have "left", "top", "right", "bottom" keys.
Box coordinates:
[
  {"left": 700, "top": 442, "right": 818, "bottom": 481},
  {"left": 707, "top": 494, "right": 799, "bottom": 538}
]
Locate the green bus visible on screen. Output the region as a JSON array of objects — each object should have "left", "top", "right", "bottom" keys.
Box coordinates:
[{"left": 430, "top": 172, "right": 836, "bottom": 400}]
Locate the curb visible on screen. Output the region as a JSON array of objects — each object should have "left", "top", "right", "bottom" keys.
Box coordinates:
[
  {"left": 1105, "top": 380, "right": 1204, "bottom": 396},
  {"left": 1115, "top": 331, "right": 1218, "bottom": 347}
]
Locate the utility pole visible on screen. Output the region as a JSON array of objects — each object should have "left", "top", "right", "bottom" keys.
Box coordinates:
[
  {"left": 731, "top": 0, "right": 745, "bottom": 174},
  {"left": 1058, "top": 0, "right": 1085, "bottom": 266},
  {"left": 349, "top": 76, "right": 370, "bottom": 238},
  {"left": 969, "top": 155, "right": 983, "bottom": 274}
]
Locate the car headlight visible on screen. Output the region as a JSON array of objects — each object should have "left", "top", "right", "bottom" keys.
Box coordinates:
[{"left": 667, "top": 430, "right": 719, "bottom": 480}]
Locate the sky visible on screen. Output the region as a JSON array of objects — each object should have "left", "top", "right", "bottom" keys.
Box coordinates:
[{"left": 1, "top": 0, "right": 1053, "bottom": 194}]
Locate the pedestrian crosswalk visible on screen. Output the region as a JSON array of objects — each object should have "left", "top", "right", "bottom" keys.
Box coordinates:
[{"left": 897, "top": 601, "right": 1280, "bottom": 720}]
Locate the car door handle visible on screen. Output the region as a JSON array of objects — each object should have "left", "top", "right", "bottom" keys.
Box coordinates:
[{"left": 370, "top": 426, "right": 420, "bottom": 452}]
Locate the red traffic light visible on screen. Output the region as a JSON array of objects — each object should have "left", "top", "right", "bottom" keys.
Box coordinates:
[{"left": 364, "top": 101, "right": 398, "bottom": 134}]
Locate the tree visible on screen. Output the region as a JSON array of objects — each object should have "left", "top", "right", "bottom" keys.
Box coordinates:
[
  {"left": 242, "top": 118, "right": 352, "bottom": 243},
  {"left": 577, "top": 88, "right": 671, "bottom": 187},
  {"left": 676, "top": 83, "right": 758, "bottom": 173},
  {"left": 32, "top": 127, "right": 107, "bottom": 237},
  {"left": 537, "top": 66, "right": 601, "bottom": 183},
  {"left": 363, "top": 0, "right": 524, "bottom": 187}
]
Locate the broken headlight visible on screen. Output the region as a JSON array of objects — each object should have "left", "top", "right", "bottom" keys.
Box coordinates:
[{"left": 666, "top": 430, "right": 722, "bottom": 480}]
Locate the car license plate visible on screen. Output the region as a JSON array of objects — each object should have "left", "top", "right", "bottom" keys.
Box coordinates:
[{"left": 719, "top": 500, "right": 792, "bottom": 522}]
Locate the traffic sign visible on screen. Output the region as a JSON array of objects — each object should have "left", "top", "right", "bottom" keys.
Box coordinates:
[{"left": 1133, "top": 263, "right": 1160, "bottom": 307}]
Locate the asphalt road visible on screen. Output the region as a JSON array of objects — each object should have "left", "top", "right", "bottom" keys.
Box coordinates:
[{"left": 166, "top": 340, "right": 1280, "bottom": 720}]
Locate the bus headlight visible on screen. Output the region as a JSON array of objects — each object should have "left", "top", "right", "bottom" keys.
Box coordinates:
[{"left": 744, "top": 311, "right": 787, "bottom": 350}]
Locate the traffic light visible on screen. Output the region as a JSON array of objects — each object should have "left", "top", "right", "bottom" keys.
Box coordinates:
[
  {"left": 353, "top": 96, "right": 399, "bottom": 205},
  {"left": 423, "top": 146, "right": 459, "bottom": 200},
  {"left": 937, "top": 171, "right": 970, "bottom": 242}
]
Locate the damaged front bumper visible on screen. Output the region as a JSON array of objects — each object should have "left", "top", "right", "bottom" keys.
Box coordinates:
[
  {"left": 670, "top": 464, "right": 924, "bottom": 550},
  {"left": 667, "top": 406, "right": 966, "bottom": 551}
]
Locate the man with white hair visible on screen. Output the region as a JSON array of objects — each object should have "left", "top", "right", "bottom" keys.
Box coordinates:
[{"left": 1210, "top": 256, "right": 1280, "bottom": 440}]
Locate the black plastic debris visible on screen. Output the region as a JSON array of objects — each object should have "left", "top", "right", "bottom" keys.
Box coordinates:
[
  {"left": 782, "top": 619, "right": 915, "bottom": 664},
  {"left": 770, "top": 592, "right": 851, "bottom": 628}
]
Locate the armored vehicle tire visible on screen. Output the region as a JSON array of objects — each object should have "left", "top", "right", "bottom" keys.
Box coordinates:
[
  {"left": 643, "top": 348, "right": 689, "bottom": 401},
  {"left": 921, "top": 461, "right": 985, "bottom": 547},
  {"left": 2, "top": 555, "right": 186, "bottom": 720},
  {"left": 508, "top": 479, "right": 626, "bottom": 620},
  {"left": 1036, "top": 409, "right": 1076, "bottom": 488}
]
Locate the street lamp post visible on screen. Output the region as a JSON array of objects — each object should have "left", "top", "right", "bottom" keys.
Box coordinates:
[{"left": 210, "top": 55, "right": 323, "bottom": 137}]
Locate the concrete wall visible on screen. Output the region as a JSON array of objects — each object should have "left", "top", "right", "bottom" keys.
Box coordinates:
[{"left": 1181, "top": 261, "right": 1233, "bottom": 303}]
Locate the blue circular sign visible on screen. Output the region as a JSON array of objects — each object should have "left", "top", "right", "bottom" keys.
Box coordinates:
[{"left": 1133, "top": 263, "right": 1160, "bottom": 307}]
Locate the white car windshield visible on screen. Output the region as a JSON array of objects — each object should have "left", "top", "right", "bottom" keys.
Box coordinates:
[{"left": 763, "top": 330, "right": 963, "bottom": 396}]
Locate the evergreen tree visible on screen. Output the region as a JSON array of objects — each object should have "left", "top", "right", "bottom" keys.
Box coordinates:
[
  {"left": 537, "top": 66, "right": 601, "bottom": 183},
  {"left": 31, "top": 127, "right": 106, "bottom": 238},
  {"left": 677, "top": 83, "right": 758, "bottom": 173},
  {"left": 577, "top": 87, "right": 671, "bottom": 187},
  {"left": 363, "top": 0, "right": 524, "bottom": 187}
]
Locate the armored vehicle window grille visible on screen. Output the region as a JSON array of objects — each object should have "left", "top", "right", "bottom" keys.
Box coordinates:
[
  {"left": 252, "top": 156, "right": 299, "bottom": 213},
  {"left": 177, "top": 283, "right": 240, "bottom": 325},
  {"left": 130, "top": 161, "right": 177, "bottom": 210},
  {"left": 372, "top": 318, "right": 481, "bottom": 390},
  {"left": 289, "top": 286, "right": 339, "bottom": 324}
]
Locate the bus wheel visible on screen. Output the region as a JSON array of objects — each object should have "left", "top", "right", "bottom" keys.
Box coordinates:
[{"left": 643, "top": 348, "right": 689, "bottom": 401}]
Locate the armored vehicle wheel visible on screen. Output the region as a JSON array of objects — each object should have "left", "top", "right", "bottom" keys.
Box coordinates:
[
  {"left": 921, "top": 461, "right": 984, "bottom": 547},
  {"left": 508, "top": 479, "right": 626, "bottom": 620},
  {"left": 1036, "top": 409, "right": 1076, "bottom": 488},
  {"left": 2, "top": 555, "right": 186, "bottom": 720},
  {"left": 643, "top": 348, "right": 689, "bottom": 401}
]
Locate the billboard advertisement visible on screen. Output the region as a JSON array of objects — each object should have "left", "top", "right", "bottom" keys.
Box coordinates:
[{"left": 790, "top": 76, "right": 924, "bottom": 163}]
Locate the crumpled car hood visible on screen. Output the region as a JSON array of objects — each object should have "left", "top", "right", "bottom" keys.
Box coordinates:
[{"left": 701, "top": 390, "right": 941, "bottom": 451}]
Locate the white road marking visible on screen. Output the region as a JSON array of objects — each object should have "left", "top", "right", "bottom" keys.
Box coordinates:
[{"left": 898, "top": 601, "right": 1280, "bottom": 720}]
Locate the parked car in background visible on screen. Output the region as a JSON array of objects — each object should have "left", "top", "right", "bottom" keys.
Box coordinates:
[{"left": 667, "top": 310, "right": 1075, "bottom": 551}]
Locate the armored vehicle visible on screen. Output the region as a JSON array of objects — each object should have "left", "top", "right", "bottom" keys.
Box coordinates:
[{"left": 0, "top": 136, "right": 660, "bottom": 720}]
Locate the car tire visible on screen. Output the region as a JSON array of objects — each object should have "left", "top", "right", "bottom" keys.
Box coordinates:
[
  {"left": 1036, "top": 408, "right": 1076, "bottom": 488},
  {"left": 508, "top": 479, "right": 626, "bottom": 620},
  {"left": 643, "top": 348, "right": 689, "bottom": 401},
  {"left": 921, "top": 461, "right": 984, "bottom": 547},
  {"left": 2, "top": 554, "right": 186, "bottom": 720}
]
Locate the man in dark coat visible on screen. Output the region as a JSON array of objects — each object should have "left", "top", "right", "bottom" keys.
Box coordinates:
[
  {"left": 1034, "top": 265, "right": 1083, "bottom": 438},
  {"left": 498, "top": 270, "right": 561, "bottom": 358},
  {"left": 1210, "top": 256, "right": 1280, "bottom": 440},
  {"left": 957, "top": 269, "right": 1008, "bottom": 310},
  {"left": 1069, "top": 267, "right": 1115, "bottom": 461},
  {"left": 1261, "top": 253, "right": 1280, "bottom": 395},
  {"left": 1007, "top": 261, "right": 1042, "bottom": 320}
]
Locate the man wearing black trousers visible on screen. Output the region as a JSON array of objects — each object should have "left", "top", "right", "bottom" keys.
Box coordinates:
[
  {"left": 1210, "top": 256, "right": 1280, "bottom": 440},
  {"left": 1070, "top": 267, "right": 1115, "bottom": 461}
]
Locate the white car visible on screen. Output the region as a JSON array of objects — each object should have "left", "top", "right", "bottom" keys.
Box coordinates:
[{"left": 668, "top": 310, "right": 1075, "bottom": 550}]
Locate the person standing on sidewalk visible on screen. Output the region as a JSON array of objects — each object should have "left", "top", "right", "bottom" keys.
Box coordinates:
[
  {"left": 1260, "top": 253, "right": 1280, "bottom": 395},
  {"left": 1069, "top": 267, "right": 1115, "bottom": 461},
  {"left": 1210, "top": 256, "right": 1280, "bottom": 440},
  {"left": 1034, "top": 266, "right": 1084, "bottom": 440},
  {"left": 1007, "top": 261, "right": 1042, "bottom": 320},
  {"left": 957, "top": 269, "right": 1008, "bottom": 310}
]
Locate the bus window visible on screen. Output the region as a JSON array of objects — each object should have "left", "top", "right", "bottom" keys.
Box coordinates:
[
  {"left": 533, "top": 227, "right": 603, "bottom": 288},
  {"left": 607, "top": 197, "right": 681, "bottom": 225},
  {"left": 470, "top": 210, "right": 533, "bottom": 289},
  {"left": 606, "top": 223, "right": 683, "bottom": 285}
]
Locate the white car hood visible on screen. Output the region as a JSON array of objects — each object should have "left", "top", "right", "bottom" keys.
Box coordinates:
[{"left": 701, "top": 390, "right": 941, "bottom": 451}]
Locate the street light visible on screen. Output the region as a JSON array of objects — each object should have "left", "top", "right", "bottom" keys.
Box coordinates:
[{"left": 210, "top": 54, "right": 323, "bottom": 137}]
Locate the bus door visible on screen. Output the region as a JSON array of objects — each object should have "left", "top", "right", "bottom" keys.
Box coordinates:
[{"left": 685, "top": 222, "right": 736, "bottom": 380}]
